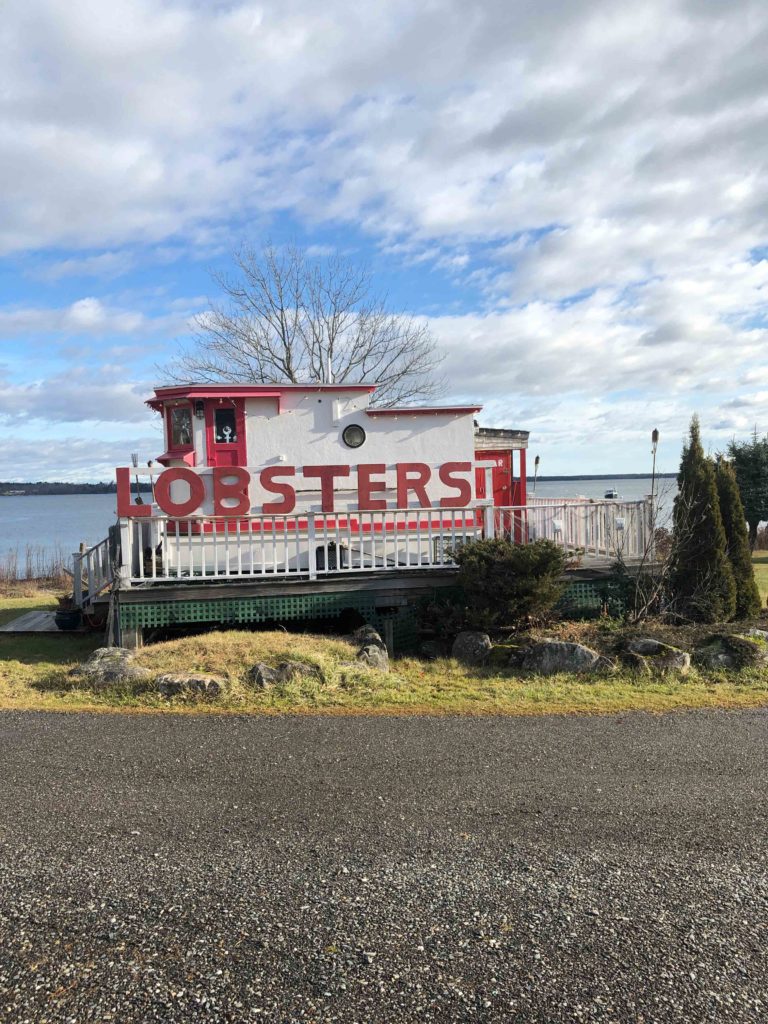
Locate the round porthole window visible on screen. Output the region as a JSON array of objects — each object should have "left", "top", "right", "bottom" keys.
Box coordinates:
[{"left": 342, "top": 423, "right": 366, "bottom": 449}]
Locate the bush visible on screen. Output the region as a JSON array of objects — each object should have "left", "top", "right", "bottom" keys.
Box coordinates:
[{"left": 451, "top": 538, "right": 567, "bottom": 627}]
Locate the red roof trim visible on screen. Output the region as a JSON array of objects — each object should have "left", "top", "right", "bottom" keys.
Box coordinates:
[
  {"left": 150, "top": 383, "right": 376, "bottom": 399},
  {"left": 147, "top": 383, "right": 377, "bottom": 414},
  {"left": 366, "top": 405, "right": 482, "bottom": 417}
]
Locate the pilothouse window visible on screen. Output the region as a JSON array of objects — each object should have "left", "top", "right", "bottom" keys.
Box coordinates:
[
  {"left": 214, "top": 407, "right": 237, "bottom": 444},
  {"left": 170, "top": 406, "right": 192, "bottom": 448}
]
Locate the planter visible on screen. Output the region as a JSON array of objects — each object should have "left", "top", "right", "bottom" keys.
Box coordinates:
[{"left": 55, "top": 608, "right": 82, "bottom": 632}]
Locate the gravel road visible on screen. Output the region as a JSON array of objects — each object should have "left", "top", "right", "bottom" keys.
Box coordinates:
[{"left": 0, "top": 708, "right": 766, "bottom": 1023}]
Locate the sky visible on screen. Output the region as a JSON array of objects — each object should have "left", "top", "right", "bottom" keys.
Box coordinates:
[{"left": 1, "top": 0, "right": 767, "bottom": 480}]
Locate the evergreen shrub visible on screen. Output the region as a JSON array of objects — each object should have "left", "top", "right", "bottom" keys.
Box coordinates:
[
  {"left": 715, "top": 458, "right": 762, "bottom": 618},
  {"left": 669, "top": 416, "right": 736, "bottom": 623},
  {"left": 451, "top": 537, "right": 567, "bottom": 626}
]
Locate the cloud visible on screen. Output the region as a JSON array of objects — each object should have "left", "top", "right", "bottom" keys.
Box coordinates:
[
  {"left": 0, "top": 436, "right": 160, "bottom": 482},
  {"left": 0, "top": 371, "right": 152, "bottom": 424},
  {"left": 2, "top": 0, "right": 768, "bottom": 474},
  {"left": 35, "top": 251, "right": 137, "bottom": 282},
  {"left": 0, "top": 297, "right": 196, "bottom": 337}
]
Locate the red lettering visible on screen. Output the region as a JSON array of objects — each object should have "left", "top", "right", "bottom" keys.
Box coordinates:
[
  {"left": 116, "top": 467, "right": 151, "bottom": 518},
  {"left": 439, "top": 462, "right": 472, "bottom": 507},
  {"left": 302, "top": 465, "right": 350, "bottom": 513},
  {"left": 260, "top": 466, "right": 296, "bottom": 514},
  {"left": 154, "top": 468, "right": 206, "bottom": 517},
  {"left": 213, "top": 467, "right": 251, "bottom": 516},
  {"left": 357, "top": 464, "right": 387, "bottom": 510},
  {"left": 396, "top": 463, "right": 431, "bottom": 508}
]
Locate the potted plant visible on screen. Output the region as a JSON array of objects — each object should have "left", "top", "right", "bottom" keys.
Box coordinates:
[{"left": 55, "top": 594, "right": 82, "bottom": 631}]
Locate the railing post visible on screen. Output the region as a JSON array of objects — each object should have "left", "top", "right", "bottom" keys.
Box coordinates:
[
  {"left": 307, "top": 512, "right": 317, "bottom": 580},
  {"left": 86, "top": 552, "right": 95, "bottom": 603},
  {"left": 483, "top": 501, "right": 495, "bottom": 540},
  {"left": 72, "top": 552, "right": 83, "bottom": 607},
  {"left": 118, "top": 518, "right": 133, "bottom": 584}
]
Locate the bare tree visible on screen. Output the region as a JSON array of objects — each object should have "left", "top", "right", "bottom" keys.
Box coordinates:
[{"left": 168, "top": 243, "right": 446, "bottom": 406}]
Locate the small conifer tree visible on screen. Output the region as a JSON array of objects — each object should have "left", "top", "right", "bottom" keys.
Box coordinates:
[
  {"left": 669, "top": 416, "right": 736, "bottom": 622},
  {"left": 715, "top": 458, "right": 762, "bottom": 618}
]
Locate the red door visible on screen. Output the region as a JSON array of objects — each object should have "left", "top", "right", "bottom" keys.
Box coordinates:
[
  {"left": 205, "top": 400, "right": 247, "bottom": 467},
  {"left": 475, "top": 449, "right": 527, "bottom": 542},
  {"left": 475, "top": 450, "right": 512, "bottom": 506}
]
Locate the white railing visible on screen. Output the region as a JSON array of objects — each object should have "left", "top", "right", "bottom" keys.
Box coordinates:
[
  {"left": 495, "top": 498, "right": 652, "bottom": 560},
  {"left": 72, "top": 537, "right": 114, "bottom": 607},
  {"left": 118, "top": 506, "right": 492, "bottom": 585},
  {"left": 113, "top": 497, "right": 651, "bottom": 588}
]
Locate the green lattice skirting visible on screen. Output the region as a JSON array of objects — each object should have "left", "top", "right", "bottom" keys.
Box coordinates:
[
  {"left": 557, "top": 577, "right": 628, "bottom": 618},
  {"left": 119, "top": 591, "right": 419, "bottom": 652}
]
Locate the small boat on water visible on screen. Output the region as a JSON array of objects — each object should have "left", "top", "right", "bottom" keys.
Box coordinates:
[{"left": 604, "top": 487, "right": 621, "bottom": 499}]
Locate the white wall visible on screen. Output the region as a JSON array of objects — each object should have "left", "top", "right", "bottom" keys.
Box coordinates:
[
  {"left": 155, "top": 389, "right": 478, "bottom": 514},
  {"left": 240, "top": 391, "right": 475, "bottom": 512}
]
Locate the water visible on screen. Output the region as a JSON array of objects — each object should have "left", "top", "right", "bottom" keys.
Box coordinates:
[
  {"left": 0, "top": 477, "right": 676, "bottom": 570},
  {"left": 0, "top": 493, "right": 119, "bottom": 566},
  {"left": 532, "top": 476, "right": 676, "bottom": 526}
]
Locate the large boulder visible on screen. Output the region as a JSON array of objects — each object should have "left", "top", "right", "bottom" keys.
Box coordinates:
[
  {"left": 625, "top": 638, "right": 690, "bottom": 674},
  {"left": 521, "top": 640, "right": 601, "bottom": 675},
  {"left": 246, "top": 661, "right": 322, "bottom": 689},
  {"left": 73, "top": 647, "right": 151, "bottom": 690},
  {"left": 154, "top": 673, "right": 224, "bottom": 699},
  {"left": 451, "top": 631, "right": 492, "bottom": 666},
  {"left": 694, "top": 634, "right": 768, "bottom": 671}
]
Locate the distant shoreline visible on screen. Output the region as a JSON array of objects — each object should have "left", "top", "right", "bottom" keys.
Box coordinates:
[
  {"left": 0, "top": 473, "right": 676, "bottom": 496},
  {"left": 527, "top": 473, "right": 676, "bottom": 482},
  {"left": 0, "top": 482, "right": 150, "bottom": 496}
]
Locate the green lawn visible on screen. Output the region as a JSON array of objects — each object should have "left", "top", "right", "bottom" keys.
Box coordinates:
[{"left": 752, "top": 551, "right": 768, "bottom": 605}]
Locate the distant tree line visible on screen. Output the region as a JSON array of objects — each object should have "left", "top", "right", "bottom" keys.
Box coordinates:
[{"left": 0, "top": 481, "right": 152, "bottom": 495}]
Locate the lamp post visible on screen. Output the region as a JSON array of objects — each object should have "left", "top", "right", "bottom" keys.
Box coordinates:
[
  {"left": 131, "top": 452, "right": 143, "bottom": 505},
  {"left": 533, "top": 455, "right": 540, "bottom": 493},
  {"left": 650, "top": 429, "right": 659, "bottom": 503},
  {"left": 649, "top": 429, "right": 659, "bottom": 540}
]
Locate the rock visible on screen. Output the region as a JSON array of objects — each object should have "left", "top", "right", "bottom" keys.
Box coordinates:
[
  {"left": 352, "top": 625, "right": 387, "bottom": 651},
  {"left": 248, "top": 663, "right": 281, "bottom": 688},
  {"left": 357, "top": 644, "right": 389, "bottom": 671},
  {"left": 625, "top": 638, "right": 691, "bottom": 673},
  {"left": 623, "top": 651, "right": 652, "bottom": 675},
  {"left": 451, "top": 631, "right": 492, "bottom": 666},
  {"left": 419, "top": 640, "right": 446, "bottom": 661},
  {"left": 627, "top": 637, "right": 673, "bottom": 656},
  {"left": 246, "top": 661, "right": 322, "bottom": 688},
  {"left": 695, "top": 634, "right": 768, "bottom": 671},
  {"left": 695, "top": 648, "right": 736, "bottom": 670},
  {"left": 521, "top": 640, "right": 601, "bottom": 675},
  {"left": 744, "top": 627, "right": 768, "bottom": 641},
  {"left": 595, "top": 655, "right": 618, "bottom": 673},
  {"left": 73, "top": 647, "right": 151, "bottom": 690},
  {"left": 154, "top": 673, "right": 224, "bottom": 699}
]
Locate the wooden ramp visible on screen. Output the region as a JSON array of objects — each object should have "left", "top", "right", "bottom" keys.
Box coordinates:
[{"left": 0, "top": 610, "right": 70, "bottom": 634}]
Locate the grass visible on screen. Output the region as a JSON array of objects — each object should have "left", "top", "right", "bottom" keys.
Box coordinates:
[
  {"left": 0, "top": 615, "right": 767, "bottom": 718},
  {"left": 1, "top": 573, "right": 768, "bottom": 718},
  {"left": 752, "top": 550, "right": 768, "bottom": 605}
]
